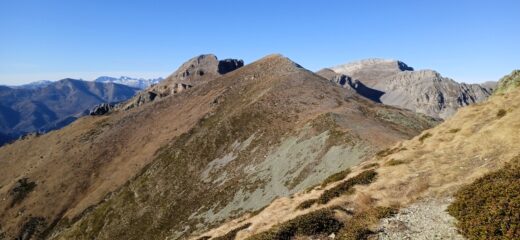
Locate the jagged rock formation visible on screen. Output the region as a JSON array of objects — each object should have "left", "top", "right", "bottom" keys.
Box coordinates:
[
  {"left": 0, "top": 79, "right": 139, "bottom": 146},
  {"left": 121, "top": 54, "right": 243, "bottom": 109},
  {"left": 494, "top": 69, "right": 520, "bottom": 94},
  {"left": 0, "top": 54, "right": 438, "bottom": 240},
  {"left": 89, "top": 103, "right": 115, "bottom": 116},
  {"left": 322, "top": 59, "right": 493, "bottom": 119}
]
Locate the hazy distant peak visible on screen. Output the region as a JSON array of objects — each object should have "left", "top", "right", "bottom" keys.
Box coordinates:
[{"left": 8, "top": 80, "right": 53, "bottom": 90}]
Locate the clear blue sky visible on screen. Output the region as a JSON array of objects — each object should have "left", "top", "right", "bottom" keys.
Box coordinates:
[{"left": 1, "top": 0, "right": 519, "bottom": 85}]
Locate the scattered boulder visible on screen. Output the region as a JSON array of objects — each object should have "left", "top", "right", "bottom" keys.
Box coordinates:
[{"left": 89, "top": 103, "right": 115, "bottom": 116}]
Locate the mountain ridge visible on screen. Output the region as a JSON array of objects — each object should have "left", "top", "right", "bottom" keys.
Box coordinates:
[
  {"left": 0, "top": 78, "right": 139, "bottom": 146},
  {"left": 197, "top": 72, "right": 520, "bottom": 240},
  {"left": 322, "top": 59, "right": 495, "bottom": 119},
  {"left": 0, "top": 54, "right": 439, "bottom": 240}
]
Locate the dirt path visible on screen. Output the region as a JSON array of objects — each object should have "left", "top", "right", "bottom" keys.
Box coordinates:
[{"left": 376, "top": 198, "right": 464, "bottom": 240}]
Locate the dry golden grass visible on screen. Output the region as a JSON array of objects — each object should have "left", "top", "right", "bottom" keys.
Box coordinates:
[{"left": 197, "top": 87, "right": 520, "bottom": 239}]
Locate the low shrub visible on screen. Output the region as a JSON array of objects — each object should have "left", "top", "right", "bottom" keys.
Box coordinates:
[
  {"left": 296, "top": 199, "right": 318, "bottom": 210},
  {"left": 497, "top": 109, "right": 507, "bottom": 118},
  {"left": 214, "top": 223, "right": 252, "bottom": 240},
  {"left": 376, "top": 147, "right": 407, "bottom": 158},
  {"left": 16, "top": 217, "right": 46, "bottom": 240},
  {"left": 246, "top": 209, "right": 342, "bottom": 240},
  {"left": 249, "top": 205, "right": 268, "bottom": 217},
  {"left": 321, "top": 169, "right": 351, "bottom": 187},
  {"left": 385, "top": 159, "right": 406, "bottom": 166},
  {"left": 448, "top": 128, "right": 460, "bottom": 133},
  {"left": 10, "top": 178, "right": 36, "bottom": 207},
  {"left": 318, "top": 170, "right": 378, "bottom": 204},
  {"left": 361, "top": 163, "right": 379, "bottom": 170},
  {"left": 418, "top": 132, "right": 432, "bottom": 143},
  {"left": 448, "top": 156, "right": 520, "bottom": 239},
  {"left": 337, "top": 207, "right": 397, "bottom": 240}
]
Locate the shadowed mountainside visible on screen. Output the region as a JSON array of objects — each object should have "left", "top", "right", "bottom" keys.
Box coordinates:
[{"left": 0, "top": 79, "right": 139, "bottom": 146}]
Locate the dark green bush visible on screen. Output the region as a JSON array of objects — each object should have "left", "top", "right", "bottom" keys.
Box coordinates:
[
  {"left": 361, "top": 163, "right": 379, "bottom": 170},
  {"left": 16, "top": 217, "right": 46, "bottom": 240},
  {"left": 385, "top": 159, "right": 406, "bottom": 166},
  {"left": 318, "top": 170, "right": 378, "bottom": 204},
  {"left": 448, "top": 128, "right": 460, "bottom": 133},
  {"left": 418, "top": 132, "right": 432, "bottom": 143},
  {"left": 246, "top": 209, "right": 343, "bottom": 240},
  {"left": 214, "top": 223, "right": 252, "bottom": 240},
  {"left": 497, "top": 109, "right": 507, "bottom": 118},
  {"left": 296, "top": 199, "right": 318, "bottom": 210},
  {"left": 321, "top": 168, "right": 351, "bottom": 187},
  {"left": 10, "top": 178, "right": 36, "bottom": 207},
  {"left": 448, "top": 156, "right": 520, "bottom": 239},
  {"left": 337, "top": 207, "right": 397, "bottom": 240}
]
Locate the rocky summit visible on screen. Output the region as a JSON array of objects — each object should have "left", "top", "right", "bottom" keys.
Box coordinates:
[
  {"left": 322, "top": 59, "right": 494, "bottom": 119},
  {"left": 121, "top": 54, "right": 244, "bottom": 109}
]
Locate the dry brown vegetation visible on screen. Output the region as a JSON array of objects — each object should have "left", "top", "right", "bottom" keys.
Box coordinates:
[
  {"left": 384, "top": 159, "right": 406, "bottom": 166},
  {"left": 213, "top": 223, "right": 252, "bottom": 240},
  {"left": 295, "top": 199, "right": 318, "bottom": 210},
  {"left": 320, "top": 168, "right": 351, "bottom": 187},
  {"left": 9, "top": 178, "right": 36, "bottom": 207},
  {"left": 497, "top": 108, "right": 507, "bottom": 118},
  {"left": 0, "top": 55, "right": 436, "bottom": 240},
  {"left": 198, "top": 86, "right": 520, "bottom": 240},
  {"left": 318, "top": 170, "right": 377, "bottom": 204},
  {"left": 418, "top": 132, "right": 432, "bottom": 142},
  {"left": 245, "top": 209, "right": 342, "bottom": 240}
]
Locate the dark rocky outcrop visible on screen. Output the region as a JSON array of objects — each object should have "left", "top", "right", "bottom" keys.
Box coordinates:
[
  {"left": 89, "top": 103, "right": 115, "bottom": 116},
  {"left": 121, "top": 54, "right": 243, "bottom": 109},
  {"left": 218, "top": 59, "right": 245, "bottom": 74}
]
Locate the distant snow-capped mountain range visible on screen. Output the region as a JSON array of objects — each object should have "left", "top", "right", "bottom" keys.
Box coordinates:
[
  {"left": 8, "top": 76, "right": 164, "bottom": 90},
  {"left": 94, "top": 76, "right": 164, "bottom": 89}
]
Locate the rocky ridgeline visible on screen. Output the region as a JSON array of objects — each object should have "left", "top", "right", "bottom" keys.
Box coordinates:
[
  {"left": 494, "top": 69, "right": 520, "bottom": 94},
  {"left": 121, "top": 54, "right": 243, "bottom": 110},
  {"left": 322, "top": 59, "right": 495, "bottom": 119}
]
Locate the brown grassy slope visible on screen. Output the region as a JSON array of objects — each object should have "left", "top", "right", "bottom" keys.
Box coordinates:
[
  {"left": 199, "top": 84, "right": 520, "bottom": 240},
  {"left": 48, "top": 54, "right": 438, "bottom": 240},
  {"left": 0, "top": 75, "right": 225, "bottom": 238}
]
